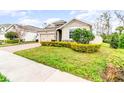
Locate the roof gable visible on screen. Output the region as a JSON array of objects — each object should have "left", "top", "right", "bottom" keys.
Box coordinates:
[
  {"left": 0, "top": 24, "right": 41, "bottom": 33},
  {"left": 57, "top": 19, "right": 92, "bottom": 30},
  {"left": 0, "top": 24, "right": 14, "bottom": 32}
]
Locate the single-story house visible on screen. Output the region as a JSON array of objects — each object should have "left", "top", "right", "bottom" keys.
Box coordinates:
[
  {"left": 39, "top": 19, "right": 92, "bottom": 41},
  {"left": 0, "top": 24, "right": 41, "bottom": 41}
]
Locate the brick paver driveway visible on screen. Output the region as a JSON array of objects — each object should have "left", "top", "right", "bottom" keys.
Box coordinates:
[{"left": 0, "top": 43, "right": 89, "bottom": 82}]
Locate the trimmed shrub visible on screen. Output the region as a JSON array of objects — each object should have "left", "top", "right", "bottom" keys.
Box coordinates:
[
  {"left": 119, "top": 34, "right": 124, "bottom": 48},
  {"left": 41, "top": 41, "right": 101, "bottom": 53},
  {"left": 110, "top": 33, "right": 119, "bottom": 49},
  {"left": 5, "top": 39, "right": 19, "bottom": 43},
  {"left": 71, "top": 28, "right": 95, "bottom": 44},
  {"left": 41, "top": 41, "right": 72, "bottom": 48},
  {"left": 71, "top": 43, "right": 101, "bottom": 53}
]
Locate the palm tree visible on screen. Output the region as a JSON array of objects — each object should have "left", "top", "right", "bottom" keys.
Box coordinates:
[{"left": 115, "top": 26, "right": 124, "bottom": 35}]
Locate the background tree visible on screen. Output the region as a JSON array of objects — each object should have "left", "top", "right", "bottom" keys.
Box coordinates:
[
  {"left": 101, "top": 11, "right": 112, "bottom": 35},
  {"left": 94, "top": 11, "right": 112, "bottom": 35},
  {"left": 72, "top": 28, "right": 95, "bottom": 44},
  {"left": 5, "top": 32, "right": 18, "bottom": 40},
  {"left": 94, "top": 18, "right": 103, "bottom": 35},
  {"left": 115, "top": 26, "right": 124, "bottom": 35},
  {"left": 114, "top": 11, "right": 124, "bottom": 26}
]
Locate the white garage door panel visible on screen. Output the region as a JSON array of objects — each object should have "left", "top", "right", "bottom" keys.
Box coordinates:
[
  {"left": 24, "top": 32, "right": 37, "bottom": 41},
  {"left": 41, "top": 35, "right": 55, "bottom": 41}
]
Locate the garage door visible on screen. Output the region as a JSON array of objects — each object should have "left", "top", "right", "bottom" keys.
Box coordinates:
[{"left": 40, "top": 34, "right": 55, "bottom": 41}]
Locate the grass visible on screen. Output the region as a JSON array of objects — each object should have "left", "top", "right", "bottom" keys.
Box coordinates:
[
  {"left": 15, "top": 43, "right": 124, "bottom": 82},
  {"left": 0, "top": 73, "right": 9, "bottom": 82}
]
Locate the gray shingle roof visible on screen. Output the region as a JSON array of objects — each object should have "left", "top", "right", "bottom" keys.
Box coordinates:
[
  {"left": 44, "top": 20, "right": 67, "bottom": 29},
  {"left": 0, "top": 24, "right": 42, "bottom": 33}
]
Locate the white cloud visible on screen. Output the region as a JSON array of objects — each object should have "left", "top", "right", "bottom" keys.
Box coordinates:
[
  {"left": 76, "top": 11, "right": 99, "bottom": 19},
  {"left": 70, "top": 10, "right": 88, "bottom": 15},
  {"left": 75, "top": 10, "right": 103, "bottom": 23},
  {"left": 11, "top": 11, "right": 27, "bottom": 17},
  {"left": 0, "top": 10, "right": 27, "bottom": 17},
  {"left": 18, "top": 18, "right": 42, "bottom": 27},
  {"left": 44, "top": 18, "right": 61, "bottom": 24}
]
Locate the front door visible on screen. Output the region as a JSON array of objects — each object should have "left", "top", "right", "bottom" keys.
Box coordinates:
[
  {"left": 57, "top": 30, "right": 62, "bottom": 41},
  {"left": 59, "top": 30, "right": 62, "bottom": 41}
]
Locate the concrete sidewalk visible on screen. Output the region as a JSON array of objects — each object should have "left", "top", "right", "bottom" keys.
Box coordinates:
[{"left": 0, "top": 51, "right": 89, "bottom": 82}]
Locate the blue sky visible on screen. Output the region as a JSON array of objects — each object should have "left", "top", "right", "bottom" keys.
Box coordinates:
[
  {"left": 0, "top": 10, "right": 102, "bottom": 27},
  {"left": 0, "top": 10, "right": 74, "bottom": 27},
  {"left": 0, "top": 10, "right": 120, "bottom": 30}
]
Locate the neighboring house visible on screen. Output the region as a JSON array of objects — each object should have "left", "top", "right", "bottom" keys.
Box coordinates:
[
  {"left": 0, "top": 24, "right": 41, "bottom": 41},
  {"left": 39, "top": 19, "right": 92, "bottom": 41}
]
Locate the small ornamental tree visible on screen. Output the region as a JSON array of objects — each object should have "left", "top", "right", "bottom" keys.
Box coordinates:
[
  {"left": 119, "top": 34, "right": 124, "bottom": 48},
  {"left": 72, "top": 28, "right": 95, "bottom": 44},
  {"left": 5, "top": 32, "right": 18, "bottom": 40},
  {"left": 115, "top": 26, "right": 124, "bottom": 35},
  {"left": 110, "top": 33, "right": 119, "bottom": 49}
]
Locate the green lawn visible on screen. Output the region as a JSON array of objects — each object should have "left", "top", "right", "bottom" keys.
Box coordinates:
[
  {"left": 15, "top": 43, "right": 124, "bottom": 82},
  {"left": 0, "top": 73, "right": 9, "bottom": 82}
]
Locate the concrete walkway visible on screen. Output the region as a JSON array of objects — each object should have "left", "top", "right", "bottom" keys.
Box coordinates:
[
  {"left": 0, "top": 43, "right": 89, "bottom": 82},
  {"left": 0, "top": 43, "right": 41, "bottom": 53}
]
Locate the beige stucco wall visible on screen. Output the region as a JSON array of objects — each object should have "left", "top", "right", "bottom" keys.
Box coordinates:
[{"left": 61, "top": 20, "right": 91, "bottom": 41}]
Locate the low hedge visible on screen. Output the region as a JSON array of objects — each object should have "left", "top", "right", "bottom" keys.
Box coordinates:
[
  {"left": 41, "top": 41, "right": 72, "bottom": 48},
  {"left": 71, "top": 43, "right": 101, "bottom": 53},
  {"left": 41, "top": 41, "right": 101, "bottom": 53},
  {"left": 5, "top": 39, "right": 19, "bottom": 43}
]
